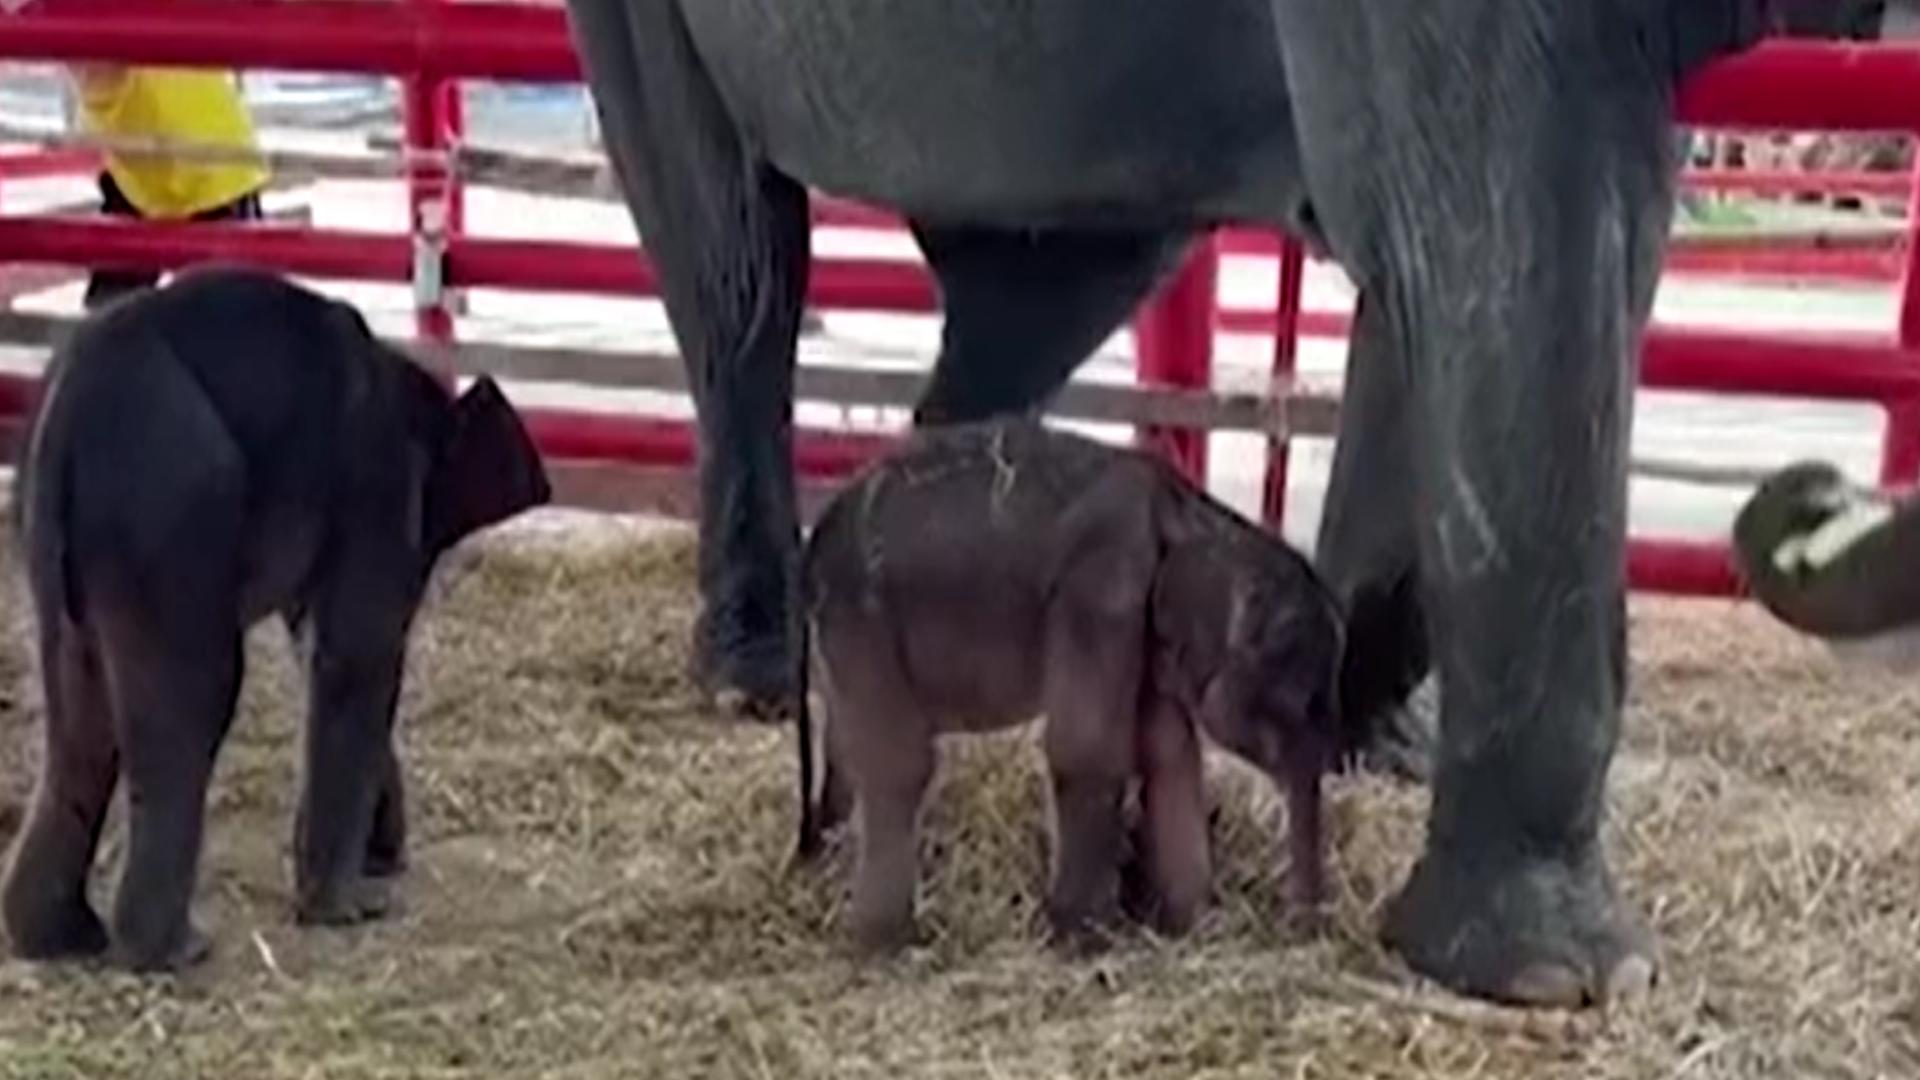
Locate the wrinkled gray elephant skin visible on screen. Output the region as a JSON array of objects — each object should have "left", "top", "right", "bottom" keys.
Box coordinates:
[
  {"left": 792, "top": 418, "right": 1349, "bottom": 953},
  {"left": 0, "top": 267, "right": 551, "bottom": 973},
  {"left": 562, "top": 0, "right": 1797, "bottom": 1004}
]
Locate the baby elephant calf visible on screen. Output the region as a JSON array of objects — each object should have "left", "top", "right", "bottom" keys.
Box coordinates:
[
  {"left": 794, "top": 418, "right": 1350, "bottom": 952},
  {"left": 1, "top": 266, "right": 551, "bottom": 971}
]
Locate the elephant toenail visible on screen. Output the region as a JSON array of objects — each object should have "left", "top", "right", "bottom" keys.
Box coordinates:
[{"left": 1505, "top": 962, "right": 1586, "bottom": 1008}]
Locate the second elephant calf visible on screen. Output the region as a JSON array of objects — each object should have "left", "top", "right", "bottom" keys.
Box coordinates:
[{"left": 795, "top": 418, "right": 1352, "bottom": 951}]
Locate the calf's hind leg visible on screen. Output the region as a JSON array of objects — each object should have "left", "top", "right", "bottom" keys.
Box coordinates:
[
  {"left": 2, "top": 621, "right": 119, "bottom": 959},
  {"left": 99, "top": 610, "right": 243, "bottom": 972},
  {"left": 1041, "top": 636, "right": 1150, "bottom": 947},
  {"left": 834, "top": 692, "right": 934, "bottom": 953},
  {"left": 1123, "top": 697, "right": 1211, "bottom": 936}
]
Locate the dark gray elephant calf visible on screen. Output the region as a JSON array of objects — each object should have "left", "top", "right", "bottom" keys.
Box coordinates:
[
  {"left": 794, "top": 419, "right": 1349, "bottom": 951},
  {"left": 0, "top": 266, "right": 551, "bottom": 972}
]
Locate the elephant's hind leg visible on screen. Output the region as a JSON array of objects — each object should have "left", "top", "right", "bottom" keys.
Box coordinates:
[{"left": 566, "top": 0, "right": 812, "bottom": 715}]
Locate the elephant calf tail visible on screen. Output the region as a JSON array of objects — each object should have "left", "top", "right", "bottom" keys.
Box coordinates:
[{"left": 792, "top": 565, "right": 823, "bottom": 865}]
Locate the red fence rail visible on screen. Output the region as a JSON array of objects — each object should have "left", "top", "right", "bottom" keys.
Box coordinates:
[{"left": 3, "top": 1, "right": 1920, "bottom": 599}]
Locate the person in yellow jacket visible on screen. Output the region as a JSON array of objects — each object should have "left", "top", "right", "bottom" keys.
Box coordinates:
[{"left": 69, "top": 63, "right": 271, "bottom": 309}]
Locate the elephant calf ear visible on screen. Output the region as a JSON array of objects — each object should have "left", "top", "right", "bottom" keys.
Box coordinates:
[{"left": 425, "top": 376, "right": 553, "bottom": 554}]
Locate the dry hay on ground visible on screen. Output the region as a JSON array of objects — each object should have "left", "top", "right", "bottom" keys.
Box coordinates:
[{"left": 0, "top": 511, "right": 1915, "bottom": 1078}]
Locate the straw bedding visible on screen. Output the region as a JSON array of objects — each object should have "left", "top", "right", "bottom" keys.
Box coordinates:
[{"left": 0, "top": 511, "right": 1914, "bottom": 1078}]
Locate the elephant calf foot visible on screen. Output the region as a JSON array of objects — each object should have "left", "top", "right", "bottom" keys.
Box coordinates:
[
  {"left": 848, "top": 909, "right": 923, "bottom": 956},
  {"left": 296, "top": 877, "right": 394, "bottom": 927},
  {"left": 690, "top": 637, "right": 797, "bottom": 726},
  {"left": 1116, "top": 812, "right": 1212, "bottom": 937},
  {"left": 4, "top": 894, "right": 110, "bottom": 961},
  {"left": 362, "top": 849, "right": 408, "bottom": 881},
  {"left": 1042, "top": 882, "right": 1130, "bottom": 955},
  {"left": 1116, "top": 843, "right": 1156, "bottom": 928},
  {"left": 1382, "top": 844, "right": 1656, "bottom": 1009},
  {"left": 113, "top": 923, "right": 212, "bottom": 974}
]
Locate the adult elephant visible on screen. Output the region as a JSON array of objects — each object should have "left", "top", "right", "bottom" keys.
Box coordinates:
[{"left": 561, "top": 0, "right": 1792, "bottom": 1005}]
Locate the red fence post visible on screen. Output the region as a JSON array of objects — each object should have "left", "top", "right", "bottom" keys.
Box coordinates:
[
  {"left": 1877, "top": 149, "right": 1920, "bottom": 488},
  {"left": 1133, "top": 234, "right": 1217, "bottom": 484},
  {"left": 1260, "top": 236, "right": 1307, "bottom": 532},
  {"left": 403, "top": 0, "right": 457, "bottom": 347}
]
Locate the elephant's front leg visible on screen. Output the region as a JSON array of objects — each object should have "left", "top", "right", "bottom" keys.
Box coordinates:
[
  {"left": 1274, "top": 2, "right": 1675, "bottom": 1007},
  {"left": 293, "top": 607, "right": 409, "bottom": 926}
]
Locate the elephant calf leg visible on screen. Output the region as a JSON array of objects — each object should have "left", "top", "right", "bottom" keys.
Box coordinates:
[
  {"left": 101, "top": 620, "right": 240, "bottom": 973},
  {"left": 1045, "top": 768, "right": 1130, "bottom": 950},
  {"left": 1042, "top": 692, "right": 1138, "bottom": 949},
  {"left": 2, "top": 626, "right": 118, "bottom": 960},
  {"left": 1121, "top": 697, "right": 1211, "bottom": 936},
  {"left": 840, "top": 704, "right": 934, "bottom": 954},
  {"left": 295, "top": 647, "right": 406, "bottom": 928},
  {"left": 363, "top": 748, "right": 408, "bottom": 880}
]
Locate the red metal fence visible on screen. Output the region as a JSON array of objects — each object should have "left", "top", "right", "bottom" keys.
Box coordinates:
[{"left": 3, "top": 0, "right": 1920, "bottom": 598}]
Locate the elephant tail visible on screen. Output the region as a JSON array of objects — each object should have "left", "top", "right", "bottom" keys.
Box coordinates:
[{"left": 793, "top": 552, "right": 824, "bottom": 865}]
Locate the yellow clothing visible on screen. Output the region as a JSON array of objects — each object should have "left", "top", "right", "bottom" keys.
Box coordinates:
[{"left": 72, "top": 65, "right": 269, "bottom": 219}]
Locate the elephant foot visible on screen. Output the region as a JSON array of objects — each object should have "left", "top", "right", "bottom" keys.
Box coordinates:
[
  {"left": 848, "top": 911, "right": 925, "bottom": 957},
  {"left": 1043, "top": 876, "right": 1131, "bottom": 956},
  {"left": 690, "top": 635, "right": 796, "bottom": 726},
  {"left": 1350, "top": 675, "right": 1438, "bottom": 783},
  {"left": 1047, "top": 923, "right": 1123, "bottom": 959},
  {"left": 1115, "top": 801, "right": 1215, "bottom": 937},
  {"left": 1043, "top": 903, "right": 1127, "bottom": 958},
  {"left": 709, "top": 686, "right": 796, "bottom": 725},
  {"left": 363, "top": 849, "right": 408, "bottom": 881},
  {"left": 295, "top": 877, "right": 394, "bottom": 927},
  {"left": 1116, "top": 843, "right": 1157, "bottom": 928},
  {"left": 1382, "top": 843, "right": 1656, "bottom": 1009},
  {"left": 115, "top": 923, "right": 212, "bottom": 974},
  {"left": 4, "top": 898, "right": 110, "bottom": 962}
]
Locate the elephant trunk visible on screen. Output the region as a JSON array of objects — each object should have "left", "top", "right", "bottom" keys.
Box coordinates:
[{"left": 1732, "top": 462, "right": 1920, "bottom": 640}]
